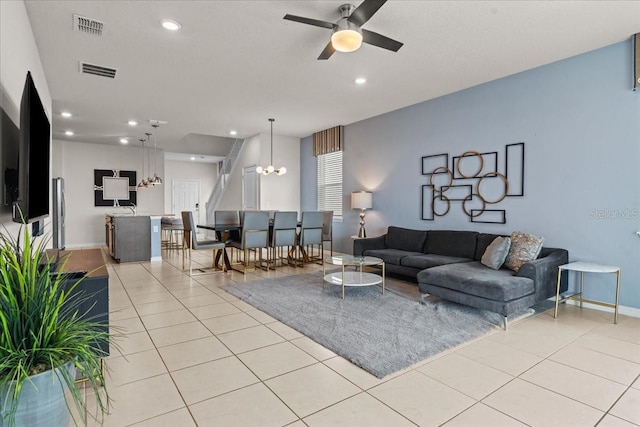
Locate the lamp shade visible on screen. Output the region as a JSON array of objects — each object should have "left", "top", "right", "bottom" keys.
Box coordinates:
[{"left": 351, "top": 191, "right": 372, "bottom": 210}]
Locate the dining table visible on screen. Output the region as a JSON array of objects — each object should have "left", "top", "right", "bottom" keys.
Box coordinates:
[{"left": 197, "top": 220, "right": 306, "bottom": 271}]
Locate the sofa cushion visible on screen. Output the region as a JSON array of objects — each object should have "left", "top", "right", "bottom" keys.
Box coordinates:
[
  {"left": 401, "top": 254, "right": 472, "bottom": 270},
  {"left": 385, "top": 226, "right": 428, "bottom": 253},
  {"left": 417, "top": 261, "right": 535, "bottom": 302},
  {"left": 425, "top": 230, "right": 478, "bottom": 259},
  {"left": 363, "top": 249, "right": 424, "bottom": 265},
  {"left": 504, "top": 231, "right": 545, "bottom": 272},
  {"left": 481, "top": 236, "right": 511, "bottom": 270},
  {"left": 475, "top": 233, "right": 504, "bottom": 260}
]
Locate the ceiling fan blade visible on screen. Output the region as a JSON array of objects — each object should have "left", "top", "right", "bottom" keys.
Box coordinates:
[
  {"left": 317, "top": 41, "right": 336, "bottom": 60},
  {"left": 348, "top": 0, "right": 387, "bottom": 27},
  {"left": 283, "top": 14, "right": 335, "bottom": 30},
  {"left": 362, "top": 29, "right": 403, "bottom": 52}
]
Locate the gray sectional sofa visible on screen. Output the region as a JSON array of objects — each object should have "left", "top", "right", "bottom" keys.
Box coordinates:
[{"left": 353, "top": 227, "right": 568, "bottom": 328}]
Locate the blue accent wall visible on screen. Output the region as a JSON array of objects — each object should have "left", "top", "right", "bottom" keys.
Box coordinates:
[{"left": 301, "top": 40, "right": 640, "bottom": 309}]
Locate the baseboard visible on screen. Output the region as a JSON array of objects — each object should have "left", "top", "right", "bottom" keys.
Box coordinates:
[
  {"left": 65, "top": 242, "right": 105, "bottom": 249},
  {"left": 562, "top": 299, "right": 640, "bottom": 318}
]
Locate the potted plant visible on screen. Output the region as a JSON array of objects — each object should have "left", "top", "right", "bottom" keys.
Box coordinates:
[{"left": 0, "top": 225, "right": 110, "bottom": 426}]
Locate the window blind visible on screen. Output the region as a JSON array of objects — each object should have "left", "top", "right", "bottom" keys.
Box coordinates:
[{"left": 317, "top": 150, "right": 343, "bottom": 221}]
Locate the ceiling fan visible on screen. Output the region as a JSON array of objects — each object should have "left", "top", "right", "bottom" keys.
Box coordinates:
[{"left": 283, "top": 0, "right": 403, "bottom": 60}]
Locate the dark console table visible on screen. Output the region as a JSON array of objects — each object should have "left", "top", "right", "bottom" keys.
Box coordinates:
[{"left": 49, "top": 248, "right": 110, "bottom": 356}]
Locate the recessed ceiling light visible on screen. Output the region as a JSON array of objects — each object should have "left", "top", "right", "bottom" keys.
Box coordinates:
[
  {"left": 161, "top": 19, "right": 181, "bottom": 31},
  {"left": 64, "top": 130, "right": 74, "bottom": 136},
  {"left": 229, "top": 130, "right": 237, "bottom": 136},
  {"left": 120, "top": 138, "right": 128, "bottom": 144},
  {"left": 355, "top": 77, "right": 367, "bottom": 85},
  {"left": 61, "top": 111, "right": 72, "bottom": 118},
  {"left": 190, "top": 156, "right": 196, "bottom": 161},
  {"left": 128, "top": 120, "right": 138, "bottom": 126}
]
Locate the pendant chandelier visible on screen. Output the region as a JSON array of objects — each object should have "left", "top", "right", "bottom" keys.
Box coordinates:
[
  {"left": 137, "top": 124, "right": 163, "bottom": 189},
  {"left": 256, "top": 118, "right": 286, "bottom": 176},
  {"left": 137, "top": 138, "right": 149, "bottom": 188},
  {"left": 150, "top": 123, "right": 163, "bottom": 185}
]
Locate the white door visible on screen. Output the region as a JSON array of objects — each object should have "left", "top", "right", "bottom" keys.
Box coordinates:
[
  {"left": 172, "top": 179, "right": 200, "bottom": 222},
  {"left": 242, "top": 166, "right": 259, "bottom": 210}
]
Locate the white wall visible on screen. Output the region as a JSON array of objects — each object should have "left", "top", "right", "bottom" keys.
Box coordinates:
[
  {"left": 163, "top": 159, "right": 218, "bottom": 225},
  {"left": 259, "top": 133, "right": 300, "bottom": 212},
  {"left": 52, "top": 140, "right": 165, "bottom": 247},
  {"left": 218, "top": 133, "right": 300, "bottom": 212},
  {"left": 0, "top": 0, "right": 51, "bottom": 235},
  {"left": 218, "top": 134, "right": 260, "bottom": 210}
]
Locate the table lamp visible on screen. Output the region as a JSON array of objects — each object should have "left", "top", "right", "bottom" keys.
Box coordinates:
[{"left": 351, "top": 191, "right": 372, "bottom": 238}]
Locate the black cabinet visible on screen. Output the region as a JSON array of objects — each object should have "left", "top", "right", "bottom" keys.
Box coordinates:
[{"left": 55, "top": 249, "right": 110, "bottom": 356}]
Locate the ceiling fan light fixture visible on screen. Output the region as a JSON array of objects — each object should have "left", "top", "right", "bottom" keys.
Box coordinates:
[{"left": 331, "top": 25, "right": 362, "bottom": 52}]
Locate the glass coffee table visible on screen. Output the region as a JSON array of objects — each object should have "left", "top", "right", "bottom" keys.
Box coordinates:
[{"left": 323, "top": 255, "right": 385, "bottom": 299}]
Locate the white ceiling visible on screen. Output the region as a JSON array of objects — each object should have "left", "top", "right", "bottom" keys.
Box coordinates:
[
  {"left": 24, "top": 0, "right": 640, "bottom": 153},
  {"left": 165, "top": 152, "right": 224, "bottom": 164}
]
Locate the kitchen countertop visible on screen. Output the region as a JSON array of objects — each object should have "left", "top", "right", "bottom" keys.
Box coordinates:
[{"left": 107, "top": 213, "right": 166, "bottom": 219}]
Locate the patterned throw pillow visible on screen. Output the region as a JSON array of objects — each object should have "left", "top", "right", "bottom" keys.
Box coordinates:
[
  {"left": 481, "top": 236, "right": 511, "bottom": 270},
  {"left": 504, "top": 231, "right": 545, "bottom": 272}
]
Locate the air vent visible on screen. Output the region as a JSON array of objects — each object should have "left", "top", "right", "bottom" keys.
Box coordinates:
[
  {"left": 73, "top": 14, "right": 104, "bottom": 36},
  {"left": 79, "top": 61, "right": 117, "bottom": 79}
]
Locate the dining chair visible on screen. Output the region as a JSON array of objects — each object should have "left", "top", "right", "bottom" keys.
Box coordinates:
[
  {"left": 297, "top": 211, "right": 325, "bottom": 266},
  {"left": 270, "top": 211, "right": 298, "bottom": 268},
  {"left": 229, "top": 211, "right": 270, "bottom": 274},
  {"left": 181, "top": 211, "right": 226, "bottom": 276},
  {"left": 322, "top": 211, "right": 334, "bottom": 256}
]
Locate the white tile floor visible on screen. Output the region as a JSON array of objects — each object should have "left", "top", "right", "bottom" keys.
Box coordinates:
[{"left": 78, "top": 248, "right": 640, "bottom": 427}]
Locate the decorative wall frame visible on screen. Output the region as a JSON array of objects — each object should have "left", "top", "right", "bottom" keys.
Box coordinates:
[
  {"left": 470, "top": 209, "right": 507, "bottom": 224},
  {"left": 94, "top": 169, "right": 137, "bottom": 207},
  {"left": 505, "top": 142, "right": 525, "bottom": 196},
  {"left": 421, "top": 153, "right": 449, "bottom": 176},
  {"left": 420, "top": 143, "right": 525, "bottom": 224},
  {"left": 452, "top": 151, "right": 498, "bottom": 179}
]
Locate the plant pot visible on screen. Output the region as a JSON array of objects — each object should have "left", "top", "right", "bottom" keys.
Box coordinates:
[{"left": 0, "top": 362, "right": 75, "bottom": 427}]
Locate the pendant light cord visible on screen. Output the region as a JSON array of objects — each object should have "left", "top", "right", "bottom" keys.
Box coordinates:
[{"left": 269, "top": 118, "right": 274, "bottom": 166}]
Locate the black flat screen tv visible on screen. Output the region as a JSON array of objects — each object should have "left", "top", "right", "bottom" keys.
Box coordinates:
[{"left": 13, "top": 71, "right": 50, "bottom": 223}]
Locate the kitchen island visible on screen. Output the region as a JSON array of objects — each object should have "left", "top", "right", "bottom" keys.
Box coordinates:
[{"left": 105, "top": 214, "right": 162, "bottom": 262}]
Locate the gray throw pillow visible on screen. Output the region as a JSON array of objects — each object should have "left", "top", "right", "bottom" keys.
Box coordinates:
[{"left": 481, "top": 236, "right": 511, "bottom": 270}]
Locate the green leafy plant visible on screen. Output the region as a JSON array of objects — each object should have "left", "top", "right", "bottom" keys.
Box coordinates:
[{"left": 0, "top": 225, "right": 110, "bottom": 426}]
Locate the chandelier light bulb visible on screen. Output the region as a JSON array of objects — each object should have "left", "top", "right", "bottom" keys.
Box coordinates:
[
  {"left": 276, "top": 167, "right": 287, "bottom": 176},
  {"left": 266, "top": 165, "right": 275, "bottom": 174},
  {"left": 256, "top": 166, "right": 263, "bottom": 174}
]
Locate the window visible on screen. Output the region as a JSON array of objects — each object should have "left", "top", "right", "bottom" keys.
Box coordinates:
[{"left": 317, "top": 150, "right": 343, "bottom": 221}]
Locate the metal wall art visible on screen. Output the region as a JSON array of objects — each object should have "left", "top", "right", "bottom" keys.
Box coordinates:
[
  {"left": 420, "top": 142, "right": 525, "bottom": 224},
  {"left": 94, "top": 169, "right": 137, "bottom": 207}
]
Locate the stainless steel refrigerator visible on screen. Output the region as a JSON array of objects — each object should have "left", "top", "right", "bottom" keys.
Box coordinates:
[{"left": 52, "top": 177, "right": 65, "bottom": 249}]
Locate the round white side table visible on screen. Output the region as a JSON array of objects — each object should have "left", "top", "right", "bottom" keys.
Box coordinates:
[{"left": 554, "top": 261, "right": 621, "bottom": 324}]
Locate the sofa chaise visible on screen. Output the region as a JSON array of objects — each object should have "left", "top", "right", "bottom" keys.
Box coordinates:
[{"left": 353, "top": 226, "right": 568, "bottom": 328}]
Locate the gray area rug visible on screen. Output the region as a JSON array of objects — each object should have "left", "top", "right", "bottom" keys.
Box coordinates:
[{"left": 224, "top": 272, "right": 531, "bottom": 378}]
